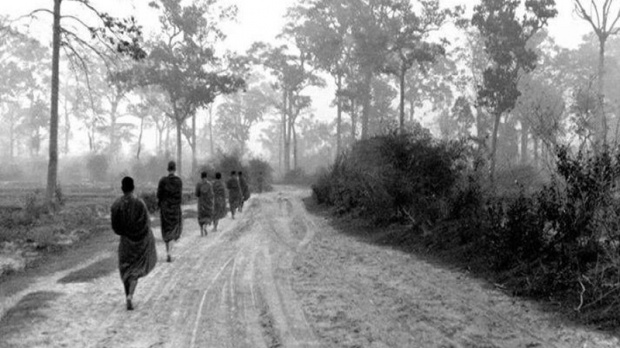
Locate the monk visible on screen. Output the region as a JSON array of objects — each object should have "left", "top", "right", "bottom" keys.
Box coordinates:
[
  {"left": 226, "top": 171, "right": 242, "bottom": 219},
  {"left": 195, "top": 171, "right": 214, "bottom": 236},
  {"left": 212, "top": 172, "right": 227, "bottom": 231},
  {"left": 157, "top": 160, "right": 183, "bottom": 262},
  {"left": 238, "top": 171, "right": 250, "bottom": 212},
  {"left": 111, "top": 176, "right": 157, "bottom": 311}
]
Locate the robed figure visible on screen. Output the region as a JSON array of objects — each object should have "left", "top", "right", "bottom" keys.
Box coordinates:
[
  {"left": 238, "top": 171, "right": 250, "bottom": 212},
  {"left": 157, "top": 160, "right": 183, "bottom": 262},
  {"left": 226, "top": 171, "right": 243, "bottom": 219},
  {"left": 212, "top": 172, "right": 227, "bottom": 231},
  {"left": 111, "top": 176, "right": 157, "bottom": 310},
  {"left": 195, "top": 171, "right": 214, "bottom": 236}
]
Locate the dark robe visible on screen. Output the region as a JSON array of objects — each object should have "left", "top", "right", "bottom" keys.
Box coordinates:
[
  {"left": 239, "top": 175, "right": 250, "bottom": 201},
  {"left": 111, "top": 194, "right": 157, "bottom": 284},
  {"left": 226, "top": 176, "right": 242, "bottom": 212},
  {"left": 212, "top": 179, "right": 227, "bottom": 220},
  {"left": 195, "top": 180, "right": 214, "bottom": 226},
  {"left": 157, "top": 173, "right": 183, "bottom": 243}
]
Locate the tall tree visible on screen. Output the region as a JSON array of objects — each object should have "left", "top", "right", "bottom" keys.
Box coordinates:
[
  {"left": 472, "top": 0, "right": 557, "bottom": 181},
  {"left": 140, "top": 0, "right": 245, "bottom": 176},
  {"left": 215, "top": 80, "right": 274, "bottom": 154},
  {"left": 382, "top": 0, "right": 455, "bottom": 134},
  {"left": 574, "top": 0, "right": 620, "bottom": 147},
  {"left": 20, "top": 0, "right": 146, "bottom": 207},
  {"left": 287, "top": 0, "right": 355, "bottom": 155},
  {"left": 249, "top": 41, "right": 323, "bottom": 174}
]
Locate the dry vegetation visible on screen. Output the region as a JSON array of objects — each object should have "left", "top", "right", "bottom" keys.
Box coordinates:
[{"left": 313, "top": 131, "right": 620, "bottom": 330}]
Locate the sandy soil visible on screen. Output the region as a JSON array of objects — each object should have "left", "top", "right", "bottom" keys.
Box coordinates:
[{"left": 0, "top": 187, "right": 618, "bottom": 347}]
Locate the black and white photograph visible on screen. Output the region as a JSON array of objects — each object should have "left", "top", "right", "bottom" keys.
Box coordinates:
[{"left": 1, "top": 0, "right": 620, "bottom": 346}]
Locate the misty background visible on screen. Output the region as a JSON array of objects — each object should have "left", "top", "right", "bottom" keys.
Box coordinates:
[{"left": 0, "top": 0, "right": 615, "bottom": 188}]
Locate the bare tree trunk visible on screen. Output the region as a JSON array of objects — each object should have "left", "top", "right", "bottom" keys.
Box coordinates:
[
  {"left": 63, "top": 96, "right": 70, "bottom": 154},
  {"left": 520, "top": 120, "right": 529, "bottom": 165},
  {"left": 533, "top": 136, "right": 539, "bottom": 167},
  {"left": 351, "top": 99, "right": 357, "bottom": 143},
  {"left": 208, "top": 105, "right": 214, "bottom": 158},
  {"left": 293, "top": 123, "right": 298, "bottom": 171},
  {"left": 336, "top": 74, "right": 342, "bottom": 156},
  {"left": 489, "top": 111, "right": 501, "bottom": 184},
  {"left": 108, "top": 96, "right": 121, "bottom": 162},
  {"left": 46, "top": 0, "right": 62, "bottom": 207},
  {"left": 399, "top": 64, "right": 406, "bottom": 135},
  {"left": 361, "top": 70, "right": 372, "bottom": 140},
  {"left": 283, "top": 90, "right": 291, "bottom": 174},
  {"left": 176, "top": 118, "right": 183, "bottom": 177},
  {"left": 136, "top": 116, "right": 144, "bottom": 160},
  {"left": 598, "top": 37, "right": 607, "bottom": 147},
  {"left": 191, "top": 112, "right": 197, "bottom": 176},
  {"left": 9, "top": 111, "right": 14, "bottom": 161},
  {"left": 408, "top": 99, "right": 415, "bottom": 123},
  {"left": 165, "top": 124, "right": 171, "bottom": 156}
]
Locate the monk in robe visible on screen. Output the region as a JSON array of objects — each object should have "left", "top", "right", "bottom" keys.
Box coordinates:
[
  {"left": 195, "top": 171, "right": 214, "bottom": 236},
  {"left": 212, "top": 172, "right": 227, "bottom": 231},
  {"left": 111, "top": 176, "right": 157, "bottom": 311},
  {"left": 238, "top": 171, "right": 250, "bottom": 212},
  {"left": 157, "top": 160, "right": 183, "bottom": 262},
  {"left": 226, "top": 171, "right": 242, "bottom": 219}
]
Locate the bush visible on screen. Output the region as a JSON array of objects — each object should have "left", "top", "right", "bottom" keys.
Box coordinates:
[
  {"left": 247, "top": 157, "right": 273, "bottom": 192},
  {"left": 215, "top": 151, "right": 244, "bottom": 177},
  {"left": 313, "top": 131, "right": 464, "bottom": 224}
]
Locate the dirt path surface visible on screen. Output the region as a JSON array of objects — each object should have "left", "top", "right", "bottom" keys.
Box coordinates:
[{"left": 1, "top": 187, "right": 619, "bottom": 347}]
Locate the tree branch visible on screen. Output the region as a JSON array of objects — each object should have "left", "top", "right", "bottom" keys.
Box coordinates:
[{"left": 61, "top": 14, "right": 94, "bottom": 32}]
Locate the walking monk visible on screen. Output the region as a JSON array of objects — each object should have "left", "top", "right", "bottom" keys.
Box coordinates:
[
  {"left": 195, "top": 171, "right": 214, "bottom": 236},
  {"left": 157, "top": 160, "right": 183, "bottom": 262},
  {"left": 226, "top": 171, "right": 242, "bottom": 219},
  {"left": 212, "top": 172, "right": 227, "bottom": 231},
  {"left": 238, "top": 171, "right": 250, "bottom": 212},
  {"left": 111, "top": 176, "right": 157, "bottom": 310}
]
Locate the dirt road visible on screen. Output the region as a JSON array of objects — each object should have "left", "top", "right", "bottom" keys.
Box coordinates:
[{"left": 1, "top": 187, "right": 618, "bottom": 347}]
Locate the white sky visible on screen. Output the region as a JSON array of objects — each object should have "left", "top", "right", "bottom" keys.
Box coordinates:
[{"left": 2, "top": 0, "right": 592, "bottom": 52}]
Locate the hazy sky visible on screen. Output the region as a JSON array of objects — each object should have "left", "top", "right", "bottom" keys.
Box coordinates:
[{"left": 3, "top": 0, "right": 593, "bottom": 51}]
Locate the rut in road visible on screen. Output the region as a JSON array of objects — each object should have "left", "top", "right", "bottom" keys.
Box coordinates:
[{"left": 0, "top": 189, "right": 320, "bottom": 348}]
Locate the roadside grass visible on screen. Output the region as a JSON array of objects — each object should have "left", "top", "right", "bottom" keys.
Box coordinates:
[
  {"left": 0, "top": 225, "right": 116, "bottom": 299},
  {"left": 57, "top": 256, "right": 117, "bottom": 284},
  {"left": 0, "top": 291, "right": 62, "bottom": 340}
]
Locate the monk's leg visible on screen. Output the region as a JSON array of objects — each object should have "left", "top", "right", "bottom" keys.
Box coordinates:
[
  {"left": 165, "top": 242, "right": 172, "bottom": 262},
  {"left": 126, "top": 278, "right": 137, "bottom": 310},
  {"left": 213, "top": 219, "right": 218, "bottom": 232}
]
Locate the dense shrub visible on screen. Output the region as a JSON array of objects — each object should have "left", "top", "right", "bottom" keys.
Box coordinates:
[
  {"left": 215, "top": 152, "right": 244, "bottom": 177},
  {"left": 247, "top": 158, "right": 273, "bottom": 192},
  {"left": 313, "top": 131, "right": 464, "bottom": 224},
  {"left": 314, "top": 131, "right": 620, "bottom": 326}
]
